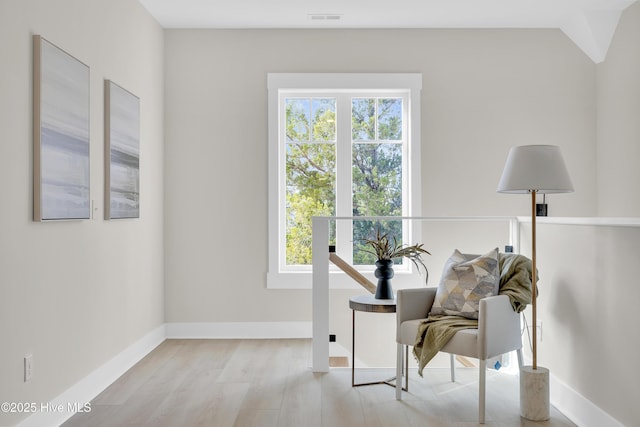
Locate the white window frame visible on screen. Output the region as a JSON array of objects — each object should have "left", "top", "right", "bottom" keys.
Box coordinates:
[{"left": 267, "top": 73, "right": 422, "bottom": 289}]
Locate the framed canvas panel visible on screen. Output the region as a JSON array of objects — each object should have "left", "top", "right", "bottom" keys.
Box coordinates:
[
  {"left": 104, "top": 80, "right": 140, "bottom": 219},
  {"left": 33, "top": 35, "right": 90, "bottom": 221}
]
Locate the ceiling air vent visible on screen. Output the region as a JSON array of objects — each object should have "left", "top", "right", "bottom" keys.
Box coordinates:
[{"left": 308, "top": 14, "right": 343, "bottom": 22}]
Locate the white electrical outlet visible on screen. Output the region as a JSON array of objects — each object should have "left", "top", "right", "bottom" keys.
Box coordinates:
[{"left": 24, "top": 354, "right": 33, "bottom": 382}]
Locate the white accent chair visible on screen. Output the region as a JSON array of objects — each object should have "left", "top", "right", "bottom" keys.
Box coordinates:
[{"left": 395, "top": 287, "right": 524, "bottom": 424}]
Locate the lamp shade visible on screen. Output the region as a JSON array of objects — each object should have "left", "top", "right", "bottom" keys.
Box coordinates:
[{"left": 497, "top": 145, "right": 574, "bottom": 194}]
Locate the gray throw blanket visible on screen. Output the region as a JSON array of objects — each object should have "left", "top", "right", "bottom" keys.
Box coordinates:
[{"left": 413, "top": 253, "right": 534, "bottom": 376}]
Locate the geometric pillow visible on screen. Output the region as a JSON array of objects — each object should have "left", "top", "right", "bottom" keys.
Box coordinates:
[{"left": 429, "top": 248, "right": 500, "bottom": 320}]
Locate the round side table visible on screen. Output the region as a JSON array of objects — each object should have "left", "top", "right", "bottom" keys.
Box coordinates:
[{"left": 349, "top": 294, "right": 407, "bottom": 390}]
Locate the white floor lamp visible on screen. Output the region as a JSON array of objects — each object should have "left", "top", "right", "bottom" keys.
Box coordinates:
[{"left": 497, "top": 145, "right": 573, "bottom": 421}]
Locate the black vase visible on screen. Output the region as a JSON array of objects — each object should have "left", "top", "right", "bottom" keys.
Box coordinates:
[{"left": 374, "top": 259, "right": 395, "bottom": 299}]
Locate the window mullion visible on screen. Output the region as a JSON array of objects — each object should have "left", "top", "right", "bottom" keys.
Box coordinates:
[
  {"left": 278, "top": 92, "right": 288, "bottom": 270},
  {"left": 335, "top": 93, "right": 353, "bottom": 264},
  {"left": 399, "top": 95, "right": 411, "bottom": 268}
]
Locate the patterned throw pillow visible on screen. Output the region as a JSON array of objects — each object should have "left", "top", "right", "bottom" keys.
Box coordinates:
[{"left": 429, "top": 248, "right": 500, "bottom": 320}]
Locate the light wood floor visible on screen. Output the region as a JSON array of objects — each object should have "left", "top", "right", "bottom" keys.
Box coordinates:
[{"left": 63, "top": 339, "right": 576, "bottom": 427}]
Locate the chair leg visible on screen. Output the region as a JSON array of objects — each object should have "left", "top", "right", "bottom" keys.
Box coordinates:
[
  {"left": 517, "top": 348, "right": 524, "bottom": 368},
  {"left": 405, "top": 345, "right": 409, "bottom": 392},
  {"left": 479, "top": 358, "right": 486, "bottom": 424},
  {"left": 396, "top": 343, "right": 403, "bottom": 400},
  {"left": 449, "top": 353, "right": 455, "bottom": 382}
]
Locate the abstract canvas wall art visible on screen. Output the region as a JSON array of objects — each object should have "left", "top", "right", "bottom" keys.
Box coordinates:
[
  {"left": 104, "top": 80, "right": 140, "bottom": 219},
  {"left": 33, "top": 35, "right": 90, "bottom": 221}
]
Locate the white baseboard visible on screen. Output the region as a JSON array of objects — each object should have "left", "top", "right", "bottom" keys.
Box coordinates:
[
  {"left": 551, "top": 373, "right": 625, "bottom": 427},
  {"left": 17, "top": 325, "right": 166, "bottom": 427},
  {"left": 165, "top": 321, "right": 312, "bottom": 339}
]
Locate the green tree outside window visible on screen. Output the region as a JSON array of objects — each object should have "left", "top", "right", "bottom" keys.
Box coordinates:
[{"left": 284, "top": 96, "right": 405, "bottom": 266}]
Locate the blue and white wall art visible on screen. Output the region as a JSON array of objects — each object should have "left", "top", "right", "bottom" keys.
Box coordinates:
[
  {"left": 33, "top": 35, "right": 90, "bottom": 221},
  {"left": 105, "top": 80, "right": 140, "bottom": 219}
]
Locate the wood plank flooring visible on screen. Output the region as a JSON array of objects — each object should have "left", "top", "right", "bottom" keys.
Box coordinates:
[{"left": 63, "top": 339, "right": 576, "bottom": 427}]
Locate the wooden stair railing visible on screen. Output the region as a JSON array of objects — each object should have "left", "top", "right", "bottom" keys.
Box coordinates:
[{"left": 328, "top": 246, "right": 376, "bottom": 294}]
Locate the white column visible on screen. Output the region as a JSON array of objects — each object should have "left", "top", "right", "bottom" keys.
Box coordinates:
[{"left": 312, "top": 217, "right": 330, "bottom": 372}]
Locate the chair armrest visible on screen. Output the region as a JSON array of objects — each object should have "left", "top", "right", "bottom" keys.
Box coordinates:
[
  {"left": 478, "top": 294, "right": 522, "bottom": 359},
  {"left": 396, "top": 288, "right": 437, "bottom": 337}
]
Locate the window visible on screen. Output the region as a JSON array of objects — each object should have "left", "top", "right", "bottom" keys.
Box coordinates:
[{"left": 268, "top": 74, "right": 422, "bottom": 288}]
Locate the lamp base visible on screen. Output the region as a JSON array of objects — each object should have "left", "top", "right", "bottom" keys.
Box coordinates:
[{"left": 520, "top": 365, "right": 550, "bottom": 421}]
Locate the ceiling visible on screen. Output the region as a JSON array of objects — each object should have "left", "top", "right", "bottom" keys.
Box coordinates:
[{"left": 138, "top": 0, "right": 638, "bottom": 63}]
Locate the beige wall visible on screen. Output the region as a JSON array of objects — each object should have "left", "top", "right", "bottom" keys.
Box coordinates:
[
  {"left": 521, "top": 222, "right": 640, "bottom": 427},
  {"left": 597, "top": 2, "right": 640, "bottom": 217},
  {"left": 163, "top": 28, "right": 597, "bottom": 325},
  {"left": 0, "top": 1, "right": 164, "bottom": 425},
  {"left": 529, "top": 6, "right": 640, "bottom": 425}
]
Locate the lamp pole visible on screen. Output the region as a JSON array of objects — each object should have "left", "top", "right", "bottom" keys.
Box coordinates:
[
  {"left": 497, "top": 145, "right": 573, "bottom": 421},
  {"left": 531, "top": 190, "right": 537, "bottom": 370}
]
